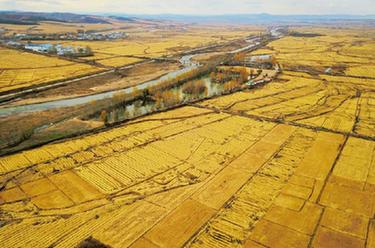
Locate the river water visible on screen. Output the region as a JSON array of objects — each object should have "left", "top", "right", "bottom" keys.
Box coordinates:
[
  {"left": 99, "top": 76, "right": 226, "bottom": 124},
  {"left": 0, "top": 55, "right": 200, "bottom": 117},
  {"left": 0, "top": 30, "right": 280, "bottom": 117}
]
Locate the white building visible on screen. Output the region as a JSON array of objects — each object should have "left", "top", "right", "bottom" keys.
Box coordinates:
[{"left": 24, "top": 44, "right": 53, "bottom": 53}]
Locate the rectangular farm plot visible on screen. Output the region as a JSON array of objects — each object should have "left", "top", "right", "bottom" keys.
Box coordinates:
[
  {"left": 319, "top": 182, "right": 375, "bottom": 217},
  {"left": 294, "top": 132, "right": 345, "bottom": 181},
  {"left": 31, "top": 189, "right": 74, "bottom": 209},
  {"left": 312, "top": 226, "right": 365, "bottom": 248},
  {"left": 75, "top": 164, "right": 124, "bottom": 194},
  {"left": 142, "top": 199, "right": 216, "bottom": 248},
  {"left": 248, "top": 219, "right": 311, "bottom": 248},
  {"left": 97, "top": 57, "right": 143, "bottom": 67},
  {"left": 48, "top": 170, "right": 103, "bottom": 204},
  {"left": 331, "top": 137, "right": 375, "bottom": 189},
  {"left": 20, "top": 177, "right": 57, "bottom": 197},
  {"left": 0, "top": 186, "right": 27, "bottom": 203},
  {"left": 74, "top": 142, "right": 183, "bottom": 194},
  {"left": 355, "top": 93, "right": 375, "bottom": 137},
  {"left": 187, "top": 128, "right": 319, "bottom": 247},
  {"left": 320, "top": 208, "right": 369, "bottom": 239},
  {"left": 0, "top": 48, "right": 101, "bottom": 93},
  {"left": 91, "top": 201, "right": 167, "bottom": 248},
  {"left": 0, "top": 153, "right": 32, "bottom": 174}
]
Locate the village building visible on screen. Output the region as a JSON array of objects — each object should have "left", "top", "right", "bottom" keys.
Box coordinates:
[
  {"left": 24, "top": 43, "right": 53, "bottom": 53},
  {"left": 245, "top": 54, "right": 275, "bottom": 69}
]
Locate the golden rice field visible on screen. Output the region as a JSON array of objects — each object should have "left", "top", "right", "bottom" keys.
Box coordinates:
[
  {"left": 129, "top": 26, "right": 263, "bottom": 43},
  {"left": 52, "top": 27, "right": 262, "bottom": 65},
  {"left": 0, "top": 47, "right": 101, "bottom": 93},
  {"left": 203, "top": 71, "right": 375, "bottom": 137},
  {"left": 0, "top": 26, "right": 374, "bottom": 247},
  {"left": 0, "top": 20, "right": 138, "bottom": 36},
  {"left": 255, "top": 28, "right": 375, "bottom": 78},
  {"left": 0, "top": 74, "right": 374, "bottom": 247},
  {"left": 96, "top": 57, "right": 143, "bottom": 67},
  {"left": 0, "top": 23, "right": 262, "bottom": 92},
  {"left": 56, "top": 35, "right": 226, "bottom": 62}
]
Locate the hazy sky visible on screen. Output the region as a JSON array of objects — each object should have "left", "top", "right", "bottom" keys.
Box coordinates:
[{"left": 1, "top": 0, "right": 374, "bottom": 15}]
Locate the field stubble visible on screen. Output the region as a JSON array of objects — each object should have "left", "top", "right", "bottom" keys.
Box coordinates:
[{"left": 0, "top": 26, "right": 374, "bottom": 248}]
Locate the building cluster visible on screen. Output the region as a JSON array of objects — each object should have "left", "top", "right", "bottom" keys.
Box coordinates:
[
  {"left": 4, "top": 31, "right": 127, "bottom": 41},
  {"left": 269, "top": 27, "right": 285, "bottom": 38},
  {"left": 59, "top": 31, "right": 127, "bottom": 41},
  {"left": 244, "top": 55, "right": 275, "bottom": 69},
  {"left": 4, "top": 41, "right": 92, "bottom": 56}
]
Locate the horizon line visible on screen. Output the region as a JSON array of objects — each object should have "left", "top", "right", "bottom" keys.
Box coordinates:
[{"left": 0, "top": 10, "right": 374, "bottom": 17}]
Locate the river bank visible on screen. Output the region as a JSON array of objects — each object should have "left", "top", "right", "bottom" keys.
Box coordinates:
[{"left": 0, "top": 29, "right": 282, "bottom": 155}]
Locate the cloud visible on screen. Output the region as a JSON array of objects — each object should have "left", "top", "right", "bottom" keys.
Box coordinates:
[{"left": 0, "top": 0, "right": 374, "bottom": 15}]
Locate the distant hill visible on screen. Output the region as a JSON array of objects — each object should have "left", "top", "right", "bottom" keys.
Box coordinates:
[
  {"left": 108, "top": 16, "right": 135, "bottom": 22},
  {"left": 0, "top": 11, "right": 112, "bottom": 25},
  {"left": 107, "top": 13, "right": 375, "bottom": 24},
  {"left": 1, "top": 11, "right": 374, "bottom": 26}
]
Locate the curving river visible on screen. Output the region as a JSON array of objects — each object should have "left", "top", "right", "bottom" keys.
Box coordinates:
[
  {"left": 0, "top": 29, "right": 281, "bottom": 117},
  {"left": 0, "top": 55, "right": 200, "bottom": 117}
]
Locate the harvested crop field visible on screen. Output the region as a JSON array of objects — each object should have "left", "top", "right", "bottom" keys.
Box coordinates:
[
  {"left": 0, "top": 26, "right": 374, "bottom": 248},
  {"left": 254, "top": 27, "right": 375, "bottom": 77},
  {"left": 0, "top": 47, "right": 102, "bottom": 93},
  {"left": 46, "top": 26, "right": 263, "bottom": 67},
  {"left": 0, "top": 24, "right": 262, "bottom": 94},
  {"left": 0, "top": 76, "right": 374, "bottom": 247},
  {"left": 6, "top": 61, "right": 180, "bottom": 105},
  {"left": 202, "top": 71, "right": 375, "bottom": 138}
]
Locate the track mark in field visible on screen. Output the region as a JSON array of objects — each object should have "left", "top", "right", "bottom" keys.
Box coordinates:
[{"left": 187, "top": 128, "right": 317, "bottom": 247}]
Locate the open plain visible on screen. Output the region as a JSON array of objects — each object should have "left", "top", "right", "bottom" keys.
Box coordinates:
[
  {"left": 0, "top": 47, "right": 102, "bottom": 93},
  {"left": 0, "top": 24, "right": 374, "bottom": 248}
]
